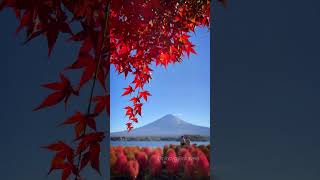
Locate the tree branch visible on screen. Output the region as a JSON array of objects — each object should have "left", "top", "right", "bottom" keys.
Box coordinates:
[{"left": 75, "top": 0, "right": 110, "bottom": 179}]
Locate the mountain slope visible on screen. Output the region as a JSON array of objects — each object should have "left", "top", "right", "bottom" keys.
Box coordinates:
[{"left": 111, "top": 114, "right": 210, "bottom": 137}]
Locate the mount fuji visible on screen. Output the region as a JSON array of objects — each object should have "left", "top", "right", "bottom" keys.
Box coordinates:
[{"left": 111, "top": 114, "right": 210, "bottom": 137}]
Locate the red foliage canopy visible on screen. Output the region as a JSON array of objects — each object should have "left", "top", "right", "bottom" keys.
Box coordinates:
[{"left": 0, "top": 0, "right": 215, "bottom": 179}]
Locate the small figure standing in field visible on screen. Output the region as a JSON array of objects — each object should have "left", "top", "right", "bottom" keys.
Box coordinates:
[
  {"left": 185, "top": 137, "right": 191, "bottom": 146},
  {"left": 180, "top": 136, "right": 186, "bottom": 146}
]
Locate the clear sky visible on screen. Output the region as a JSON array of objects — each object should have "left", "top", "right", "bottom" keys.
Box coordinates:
[{"left": 110, "top": 27, "right": 210, "bottom": 132}]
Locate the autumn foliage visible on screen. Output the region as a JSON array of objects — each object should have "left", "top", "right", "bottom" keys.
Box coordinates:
[
  {"left": 110, "top": 144, "right": 210, "bottom": 180},
  {"left": 0, "top": 0, "right": 215, "bottom": 179}
]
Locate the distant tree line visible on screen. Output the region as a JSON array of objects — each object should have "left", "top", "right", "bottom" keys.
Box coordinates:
[{"left": 110, "top": 135, "right": 210, "bottom": 141}]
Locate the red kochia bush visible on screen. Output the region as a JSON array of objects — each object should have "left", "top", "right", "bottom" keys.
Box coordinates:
[
  {"left": 149, "top": 153, "right": 162, "bottom": 176},
  {"left": 182, "top": 151, "right": 194, "bottom": 177},
  {"left": 142, "top": 147, "right": 152, "bottom": 157},
  {"left": 111, "top": 144, "right": 210, "bottom": 179},
  {"left": 177, "top": 148, "right": 189, "bottom": 171},
  {"left": 114, "top": 146, "right": 125, "bottom": 155},
  {"left": 135, "top": 151, "right": 148, "bottom": 170},
  {"left": 197, "top": 154, "right": 210, "bottom": 177},
  {"left": 191, "top": 149, "right": 210, "bottom": 177},
  {"left": 166, "top": 149, "right": 179, "bottom": 175},
  {"left": 115, "top": 153, "right": 128, "bottom": 174},
  {"left": 127, "top": 160, "right": 139, "bottom": 180},
  {"left": 178, "top": 148, "right": 188, "bottom": 157}
]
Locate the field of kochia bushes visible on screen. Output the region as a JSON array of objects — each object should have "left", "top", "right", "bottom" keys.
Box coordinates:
[{"left": 110, "top": 144, "right": 210, "bottom": 180}]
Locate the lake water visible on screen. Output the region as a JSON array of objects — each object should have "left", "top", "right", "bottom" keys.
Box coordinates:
[{"left": 111, "top": 140, "right": 210, "bottom": 147}]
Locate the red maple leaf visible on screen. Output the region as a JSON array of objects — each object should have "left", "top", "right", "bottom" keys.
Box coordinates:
[
  {"left": 34, "top": 74, "right": 78, "bottom": 111},
  {"left": 130, "top": 117, "right": 138, "bottom": 123},
  {"left": 80, "top": 143, "right": 101, "bottom": 174},
  {"left": 134, "top": 103, "right": 143, "bottom": 116},
  {"left": 129, "top": 97, "right": 140, "bottom": 104},
  {"left": 60, "top": 163, "right": 76, "bottom": 180},
  {"left": 124, "top": 106, "right": 134, "bottom": 118},
  {"left": 121, "top": 85, "right": 134, "bottom": 96},
  {"left": 67, "top": 54, "right": 96, "bottom": 86},
  {"left": 75, "top": 132, "right": 105, "bottom": 173},
  {"left": 66, "top": 53, "right": 106, "bottom": 89},
  {"left": 126, "top": 122, "right": 133, "bottom": 131},
  {"left": 62, "top": 112, "right": 97, "bottom": 138},
  {"left": 43, "top": 141, "right": 76, "bottom": 179},
  {"left": 139, "top": 91, "right": 151, "bottom": 101},
  {"left": 44, "top": 141, "right": 74, "bottom": 163},
  {"left": 92, "top": 94, "right": 110, "bottom": 114},
  {"left": 76, "top": 132, "right": 105, "bottom": 154}
]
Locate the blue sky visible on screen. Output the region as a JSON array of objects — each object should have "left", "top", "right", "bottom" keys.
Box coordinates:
[{"left": 110, "top": 27, "right": 210, "bottom": 132}]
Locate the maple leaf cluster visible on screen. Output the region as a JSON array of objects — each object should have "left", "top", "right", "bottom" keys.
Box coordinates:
[
  {"left": 1, "top": 0, "right": 110, "bottom": 179},
  {"left": 1, "top": 0, "right": 213, "bottom": 179},
  {"left": 110, "top": 0, "right": 210, "bottom": 131}
]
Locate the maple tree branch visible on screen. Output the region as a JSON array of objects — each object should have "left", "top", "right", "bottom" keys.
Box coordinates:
[{"left": 75, "top": 1, "right": 110, "bottom": 179}]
